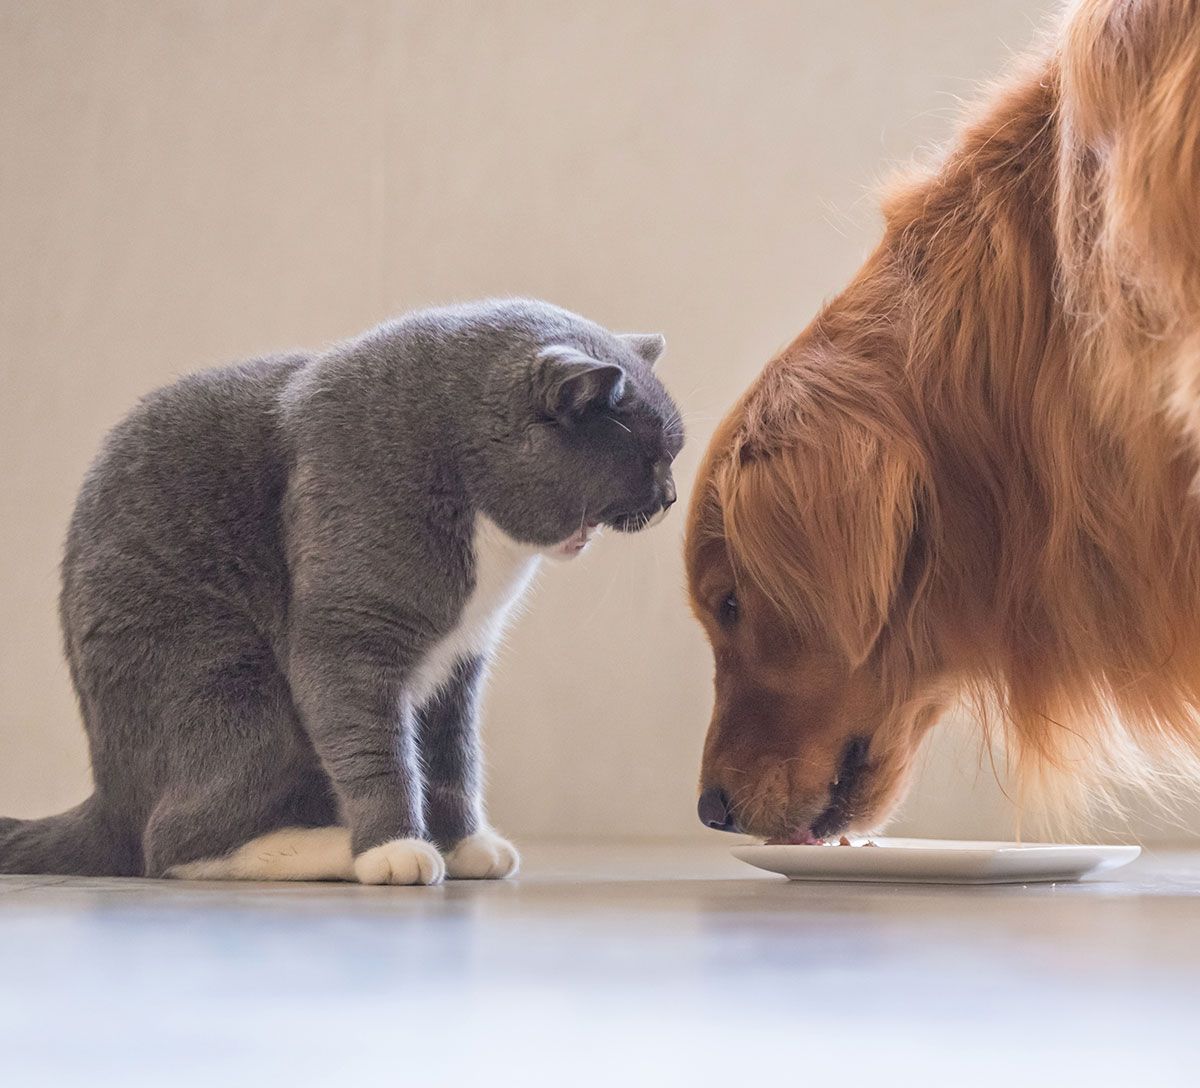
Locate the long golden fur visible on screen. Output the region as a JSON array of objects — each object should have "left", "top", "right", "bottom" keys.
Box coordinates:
[{"left": 687, "top": 0, "right": 1200, "bottom": 841}]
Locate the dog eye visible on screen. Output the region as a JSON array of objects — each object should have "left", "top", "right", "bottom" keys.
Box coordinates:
[{"left": 717, "top": 592, "right": 739, "bottom": 627}]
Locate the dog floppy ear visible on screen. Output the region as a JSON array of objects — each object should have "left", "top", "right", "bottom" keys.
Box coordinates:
[{"left": 720, "top": 417, "right": 924, "bottom": 666}]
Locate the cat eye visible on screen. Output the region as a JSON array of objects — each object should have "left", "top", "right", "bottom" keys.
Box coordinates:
[{"left": 717, "top": 592, "right": 739, "bottom": 628}]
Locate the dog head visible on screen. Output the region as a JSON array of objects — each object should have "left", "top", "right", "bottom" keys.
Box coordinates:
[{"left": 686, "top": 354, "right": 954, "bottom": 842}]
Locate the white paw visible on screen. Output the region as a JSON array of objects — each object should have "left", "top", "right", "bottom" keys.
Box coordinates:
[
  {"left": 444, "top": 829, "right": 520, "bottom": 880},
  {"left": 353, "top": 838, "right": 445, "bottom": 886}
]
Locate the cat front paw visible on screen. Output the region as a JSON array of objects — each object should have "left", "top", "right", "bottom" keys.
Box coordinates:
[
  {"left": 353, "top": 837, "right": 445, "bottom": 886},
  {"left": 444, "top": 829, "right": 520, "bottom": 880}
]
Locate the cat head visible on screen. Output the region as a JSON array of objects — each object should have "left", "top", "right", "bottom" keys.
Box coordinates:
[{"left": 469, "top": 305, "right": 683, "bottom": 556}]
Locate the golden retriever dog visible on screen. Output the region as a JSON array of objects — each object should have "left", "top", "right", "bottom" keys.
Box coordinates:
[{"left": 687, "top": 0, "right": 1200, "bottom": 843}]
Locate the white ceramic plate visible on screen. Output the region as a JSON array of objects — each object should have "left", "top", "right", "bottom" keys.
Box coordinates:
[{"left": 731, "top": 837, "right": 1141, "bottom": 884}]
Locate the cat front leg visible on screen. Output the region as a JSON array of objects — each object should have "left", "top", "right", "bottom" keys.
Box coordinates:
[
  {"left": 289, "top": 605, "right": 445, "bottom": 886},
  {"left": 420, "top": 655, "right": 519, "bottom": 880}
]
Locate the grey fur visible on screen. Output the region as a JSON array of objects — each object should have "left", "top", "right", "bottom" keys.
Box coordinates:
[
  {"left": 0, "top": 299, "right": 683, "bottom": 876},
  {"left": 420, "top": 656, "right": 488, "bottom": 850}
]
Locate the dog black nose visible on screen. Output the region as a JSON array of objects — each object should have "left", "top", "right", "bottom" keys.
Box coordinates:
[{"left": 698, "top": 787, "right": 738, "bottom": 832}]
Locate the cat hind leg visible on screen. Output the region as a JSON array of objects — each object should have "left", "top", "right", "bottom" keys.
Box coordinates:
[{"left": 166, "top": 825, "right": 355, "bottom": 882}]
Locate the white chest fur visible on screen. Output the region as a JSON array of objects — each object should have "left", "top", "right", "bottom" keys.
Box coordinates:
[{"left": 408, "top": 514, "right": 542, "bottom": 706}]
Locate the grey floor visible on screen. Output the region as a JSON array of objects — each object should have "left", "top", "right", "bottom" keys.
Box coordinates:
[{"left": 2, "top": 843, "right": 1198, "bottom": 1087}]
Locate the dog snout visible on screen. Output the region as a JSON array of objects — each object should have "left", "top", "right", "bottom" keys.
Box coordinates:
[
  {"left": 697, "top": 787, "right": 740, "bottom": 833},
  {"left": 837, "top": 736, "right": 871, "bottom": 784},
  {"left": 809, "top": 735, "right": 873, "bottom": 839}
]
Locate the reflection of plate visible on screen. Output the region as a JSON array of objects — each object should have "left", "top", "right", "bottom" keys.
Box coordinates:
[{"left": 731, "top": 838, "right": 1141, "bottom": 884}]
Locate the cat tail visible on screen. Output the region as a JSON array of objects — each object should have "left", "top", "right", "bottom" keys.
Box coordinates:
[{"left": 0, "top": 795, "right": 139, "bottom": 876}]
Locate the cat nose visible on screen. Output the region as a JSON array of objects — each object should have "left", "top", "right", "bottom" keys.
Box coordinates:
[
  {"left": 661, "top": 477, "right": 677, "bottom": 509},
  {"left": 698, "top": 787, "right": 739, "bottom": 832}
]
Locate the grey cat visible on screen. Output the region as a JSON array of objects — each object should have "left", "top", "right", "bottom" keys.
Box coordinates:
[{"left": 0, "top": 299, "right": 682, "bottom": 884}]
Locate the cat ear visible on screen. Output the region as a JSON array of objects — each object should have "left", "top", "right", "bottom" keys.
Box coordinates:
[
  {"left": 535, "top": 346, "right": 626, "bottom": 419},
  {"left": 620, "top": 333, "right": 666, "bottom": 367}
]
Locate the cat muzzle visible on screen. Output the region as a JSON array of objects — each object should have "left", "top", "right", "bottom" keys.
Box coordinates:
[
  {"left": 609, "top": 497, "right": 675, "bottom": 532},
  {"left": 612, "top": 471, "right": 676, "bottom": 532}
]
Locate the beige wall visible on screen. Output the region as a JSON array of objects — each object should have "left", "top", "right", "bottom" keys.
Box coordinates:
[{"left": 3, "top": 0, "right": 1196, "bottom": 844}]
